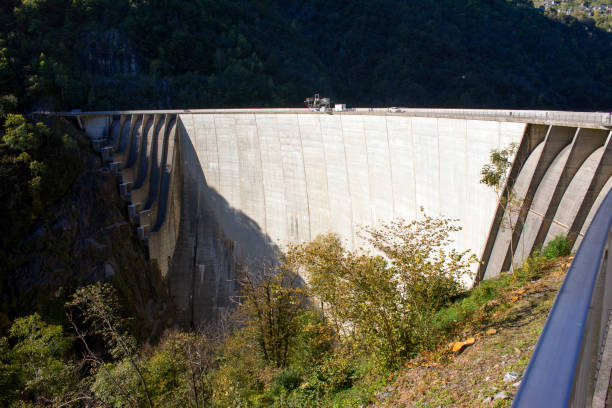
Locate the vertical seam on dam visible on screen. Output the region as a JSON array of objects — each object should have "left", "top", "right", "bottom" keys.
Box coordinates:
[
  {"left": 340, "top": 114, "right": 355, "bottom": 248},
  {"left": 191, "top": 114, "right": 199, "bottom": 169},
  {"left": 410, "top": 118, "right": 417, "bottom": 219},
  {"left": 384, "top": 115, "right": 396, "bottom": 218},
  {"left": 233, "top": 115, "right": 241, "bottom": 214},
  {"left": 363, "top": 116, "right": 374, "bottom": 222},
  {"left": 297, "top": 114, "right": 312, "bottom": 241},
  {"left": 318, "top": 114, "right": 332, "bottom": 233},
  {"left": 436, "top": 118, "right": 441, "bottom": 215},
  {"left": 464, "top": 119, "right": 469, "bottom": 220},
  {"left": 254, "top": 114, "right": 269, "bottom": 249},
  {"left": 273, "top": 115, "right": 290, "bottom": 245},
  {"left": 212, "top": 114, "right": 221, "bottom": 189}
]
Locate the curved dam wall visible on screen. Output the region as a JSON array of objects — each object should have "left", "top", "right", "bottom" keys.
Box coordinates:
[{"left": 73, "top": 109, "right": 612, "bottom": 325}]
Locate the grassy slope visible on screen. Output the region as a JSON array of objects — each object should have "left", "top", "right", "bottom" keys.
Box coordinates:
[{"left": 362, "top": 256, "right": 571, "bottom": 408}]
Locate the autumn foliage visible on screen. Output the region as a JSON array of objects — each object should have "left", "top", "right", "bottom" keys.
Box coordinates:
[{"left": 287, "top": 211, "right": 477, "bottom": 366}]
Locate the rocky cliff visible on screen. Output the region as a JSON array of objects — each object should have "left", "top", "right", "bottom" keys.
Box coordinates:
[{"left": 1, "top": 120, "right": 174, "bottom": 340}]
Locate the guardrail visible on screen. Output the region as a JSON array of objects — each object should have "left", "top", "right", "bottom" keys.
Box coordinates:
[
  {"left": 391, "top": 109, "right": 612, "bottom": 128},
  {"left": 41, "top": 108, "right": 612, "bottom": 128},
  {"left": 512, "top": 188, "right": 612, "bottom": 407}
]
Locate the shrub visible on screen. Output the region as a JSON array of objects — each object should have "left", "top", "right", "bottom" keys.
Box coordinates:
[
  {"left": 513, "top": 251, "right": 546, "bottom": 283},
  {"left": 288, "top": 211, "right": 477, "bottom": 367},
  {"left": 210, "top": 329, "right": 267, "bottom": 407},
  {"left": 271, "top": 367, "right": 303, "bottom": 393},
  {"left": 236, "top": 264, "right": 309, "bottom": 368},
  {"left": 542, "top": 235, "right": 572, "bottom": 259},
  {"left": 296, "top": 350, "right": 356, "bottom": 399},
  {"left": 288, "top": 310, "right": 335, "bottom": 370}
]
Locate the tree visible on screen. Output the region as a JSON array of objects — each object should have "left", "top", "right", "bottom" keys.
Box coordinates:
[
  {"left": 0, "top": 313, "right": 76, "bottom": 405},
  {"left": 235, "top": 263, "right": 308, "bottom": 368},
  {"left": 66, "top": 282, "right": 153, "bottom": 408},
  {"left": 288, "top": 212, "right": 477, "bottom": 367},
  {"left": 2, "top": 114, "right": 47, "bottom": 152},
  {"left": 144, "top": 329, "right": 221, "bottom": 408},
  {"left": 480, "top": 142, "right": 523, "bottom": 272}
]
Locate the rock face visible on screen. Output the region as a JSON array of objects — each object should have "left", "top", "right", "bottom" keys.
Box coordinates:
[
  {"left": 6, "top": 143, "right": 173, "bottom": 340},
  {"left": 81, "top": 29, "right": 140, "bottom": 77}
]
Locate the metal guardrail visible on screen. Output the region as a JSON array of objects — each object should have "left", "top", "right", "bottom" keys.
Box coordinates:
[
  {"left": 512, "top": 188, "right": 612, "bottom": 407},
  {"left": 391, "top": 109, "right": 612, "bottom": 128},
  {"left": 41, "top": 108, "right": 612, "bottom": 128}
]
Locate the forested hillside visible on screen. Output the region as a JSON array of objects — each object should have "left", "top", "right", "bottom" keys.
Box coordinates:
[
  {"left": 1, "top": 0, "right": 611, "bottom": 111},
  {"left": 532, "top": 0, "right": 612, "bottom": 31}
]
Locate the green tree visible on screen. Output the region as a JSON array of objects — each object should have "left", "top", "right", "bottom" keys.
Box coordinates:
[
  {"left": 0, "top": 313, "right": 75, "bottom": 405},
  {"left": 236, "top": 263, "right": 309, "bottom": 368},
  {"left": 67, "top": 282, "right": 153, "bottom": 408},
  {"left": 143, "top": 330, "right": 219, "bottom": 408},
  {"left": 0, "top": 337, "right": 20, "bottom": 406},
  {"left": 289, "top": 212, "right": 476, "bottom": 367},
  {"left": 480, "top": 142, "right": 523, "bottom": 272},
  {"left": 2, "top": 114, "right": 47, "bottom": 152}
]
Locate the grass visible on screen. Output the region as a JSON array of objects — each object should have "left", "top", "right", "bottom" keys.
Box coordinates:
[{"left": 434, "top": 252, "right": 549, "bottom": 337}]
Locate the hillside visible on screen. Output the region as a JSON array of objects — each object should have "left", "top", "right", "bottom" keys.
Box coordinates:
[
  {"left": 0, "top": 114, "right": 173, "bottom": 339},
  {"left": 1, "top": 0, "right": 612, "bottom": 111},
  {"left": 532, "top": 0, "right": 612, "bottom": 31},
  {"left": 368, "top": 256, "right": 570, "bottom": 407}
]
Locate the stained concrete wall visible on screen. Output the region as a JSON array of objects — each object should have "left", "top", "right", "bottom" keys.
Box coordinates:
[
  {"left": 78, "top": 109, "right": 612, "bottom": 324},
  {"left": 178, "top": 113, "right": 525, "bottom": 263}
]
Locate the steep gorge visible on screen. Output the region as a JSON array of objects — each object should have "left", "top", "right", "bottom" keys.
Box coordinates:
[{"left": 0, "top": 118, "right": 174, "bottom": 339}]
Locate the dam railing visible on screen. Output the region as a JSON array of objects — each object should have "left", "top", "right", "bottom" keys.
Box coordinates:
[
  {"left": 48, "top": 108, "right": 612, "bottom": 129},
  {"left": 382, "top": 108, "right": 612, "bottom": 128},
  {"left": 512, "top": 188, "right": 612, "bottom": 407}
]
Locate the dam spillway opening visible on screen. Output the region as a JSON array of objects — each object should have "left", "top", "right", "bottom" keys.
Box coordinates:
[{"left": 69, "top": 108, "right": 612, "bottom": 325}]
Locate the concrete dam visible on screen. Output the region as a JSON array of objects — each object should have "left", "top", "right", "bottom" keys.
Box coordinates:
[{"left": 70, "top": 108, "right": 612, "bottom": 325}]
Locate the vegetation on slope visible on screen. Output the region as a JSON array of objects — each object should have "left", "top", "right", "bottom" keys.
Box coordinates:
[
  {"left": 371, "top": 254, "right": 572, "bottom": 407},
  {"left": 532, "top": 0, "right": 612, "bottom": 32},
  {"left": 0, "top": 194, "right": 574, "bottom": 407},
  {"left": 0, "top": 101, "right": 84, "bottom": 326}
]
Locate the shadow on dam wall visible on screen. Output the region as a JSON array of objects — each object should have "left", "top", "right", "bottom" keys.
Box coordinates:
[{"left": 168, "top": 119, "right": 289, "bottom": 326}]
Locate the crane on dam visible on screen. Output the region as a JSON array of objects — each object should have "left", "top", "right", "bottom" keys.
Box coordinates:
[{"left": 304, "top": 93, "right": 331, "bottom": 111}]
